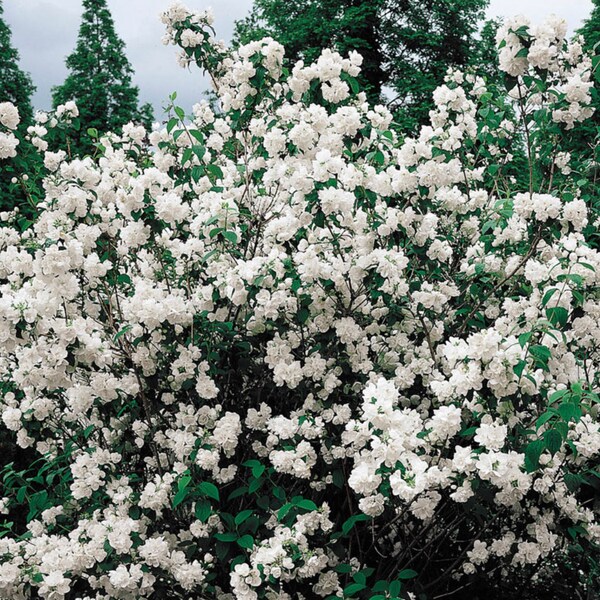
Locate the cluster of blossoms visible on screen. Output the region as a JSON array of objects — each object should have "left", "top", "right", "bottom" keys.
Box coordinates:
[
  {"left": 497, "top": 15, "right": 594, "bottom": 128},
  {"left": 0, "top": 5, "right": 598, "bottom": 599},
  {"left": 23, "top": 102, "right": 81, "bottom": 155},
  {"left": 0, "top": 102, "right": 20, "bottom": 159}
]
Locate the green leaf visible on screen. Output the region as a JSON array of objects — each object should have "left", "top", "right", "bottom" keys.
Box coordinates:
[
  {"left": 188, "top": 129, "right": 204, "bottom": 144},
  {"left": 525, "top": 439, "right": 545, "bottom": 472},
  {"left": 227, "top": 486, "right": 247, "bottom": 502},
  {"left": 558, "top": 402, "right": 580, "bottom": 423},
  {"left": 530, "top": 345, "right": 551, "bottom": 369},
  {"left": 564, "top": 472, "right": 584, "bottom": 492},
  {"left": 252, "top": 464, "right": 265, "bottom": 478},
  {"left": 178, "top": 474, "right": 191, "bottom": 491},
  {"left": 192, "top": 145, "right": 206, "bottom": 160},
  {"left": 167, "top": 117, "right": 178, "bottom": 133},
  {"left": 541, "top": 288, "right": 558, "bottom": 307},
  {"left": 546, "top": 306, "right": 568, "bottom": 329},
  {"left": 353, "top": 572, "right": 366, "bottom": 585},
  {"left": 235, "top": 510, "right": 253, "bottom": 526},
  {"left": 248, "top": 477, "right": 263, "bottom": 493},
  {"left": 113, "top": 324, "right": 132, "bottom": 342},
  {"left": 535, "top": 411, "right": 555, "bottom": 430},
  {"left": 398, "top": 569, "right": 418, "bottom": 580},
  {"left": 199, "top": 481, "right": 219, "bottom": 501},
  {"left": 222, "top": 230, "right": 238, "bottom": 244},
  {"left": 513, "top": 360, "right": 526, "bottom": 378},
  {"left": 295, "top": 498, "right": 318, "bottom": 511},
  {"left": 236, "top": 534, "right": 254, "bottom": 549},
  {"left": 549, "top": 389, "right": 570, "bottom": 404},
  {"left": 195, "top": 499, "right": 211, "bottom": 522},
  {"left": 172, "top": 487, "right": 188, "bottom": 508},
  {"left": 557, "top": 273, "right": 583, "bottom": 286},
  {"left": 201, "top": 248, "right": 219, "bottom": 263},
  {"left": 518, "top": 332, "right": 533, "bottom": 348},
  {"left": 297, "top": 307, "right": 310, "bottom": 324},
  {"left": 389, "top": 580, "right": 402, "bottom": 597},
  {"left": 214, "top": 532, "right": 237, "bottom": 542},
  {"left": 191, "top": 166, "right": 204, "bottom": 182},
  {"left": 206, "top": 164, "right": 223, "bottom": 179},
  {"left": 16, "top": 486, "right": 27, "bottom": 504},
  {"left": 344, "top": 583, "right": 366, "bottom": 597},
  {"left": 278, "top": 502, "right": 294, "bottom": 521},
  {"left": 342, "top": 514, "right": 370, "bottom": 535},
  {"left": 334, "top": 564, "right": 353, "bottom": 574},
  {"left": 543, "top": 429, "right": 562, "bottom": 455},
  {"left": 577, "top": 262, "right": 595, "bottom": 272}
]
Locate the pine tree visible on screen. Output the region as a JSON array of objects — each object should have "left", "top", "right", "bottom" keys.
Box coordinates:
[
  {"left": 52, "top": 0, "right": 153, "bottom": 155},
  {"left": 0, "top": 0, "right": 35, "bottom": 125},
  {"left": 0, "top": 0, "right": 38, "bottom": 214},
  {"left": 234, "top": 0, "right": 488, "bottom": 129}
]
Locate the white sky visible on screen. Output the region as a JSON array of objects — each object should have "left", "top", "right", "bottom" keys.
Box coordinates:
[{"left": 3, "top": 0, "right": 595, "bottom": 117}]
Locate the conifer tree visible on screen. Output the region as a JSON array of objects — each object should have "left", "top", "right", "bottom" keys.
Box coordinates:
[
  {"left": 0, "top": 0, "right": 35, "bottom": 125},
  {"left": 52, "top": 0, "right": 153, "bottom": 155},
  {"left": 0, "top": 0, "right": 38, "bottom": 213}
]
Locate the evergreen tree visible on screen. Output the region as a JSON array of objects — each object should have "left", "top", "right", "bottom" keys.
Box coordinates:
[
  {"left": 52, "top": 0, "right": 153, "bottom": 155},
  {"left": 234, "top": 0, "right": 488, "bottom": 129},
  {"left": 0, "top": 0, "right": 38, "bottom": 214},
  {"left": 0, "top": 0, "right": 35, "bottom": 125}
]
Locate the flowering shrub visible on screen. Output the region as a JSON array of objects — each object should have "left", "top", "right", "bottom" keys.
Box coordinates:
[{"left": 0, "top": 5, "right": 599, "bottom": 599}]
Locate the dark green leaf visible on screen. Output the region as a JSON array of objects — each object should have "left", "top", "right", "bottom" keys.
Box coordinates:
[
  {"left": 199, "top": 481, "right": 219, "bottom": 501},
  {"left": 543, "top": 429, "right": 562, "bottom": 455},
  {"left": 398, "top": 569, "right": 418, "bottom": 580}
]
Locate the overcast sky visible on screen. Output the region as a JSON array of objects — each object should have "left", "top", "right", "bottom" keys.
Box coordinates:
[{"left": 3, "top": 0, "right": 594, "bottom": 119}]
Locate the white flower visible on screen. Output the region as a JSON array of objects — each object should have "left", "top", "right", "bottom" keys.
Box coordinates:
[{"left": 0, "top": 102, "right": 20, "bottom": 130}]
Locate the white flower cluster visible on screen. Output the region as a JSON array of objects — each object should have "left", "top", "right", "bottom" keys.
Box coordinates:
[
  {"left": 0, "top": 101, "right": 20, "bottom": 159},
  {"left": 497, "top": 15, "right": 595, "bottom": 129},
  {"left": 0, "top": 5, "right": 598, "bottom": 599}
]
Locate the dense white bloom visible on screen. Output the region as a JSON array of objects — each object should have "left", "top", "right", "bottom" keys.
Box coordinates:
[
  {"left": 0, "top": 131, "right": 19, "bottom": 159},
  {"left": 0, "top": 102, "right": 19, "bottom": 130},
  {"left": 0, "top": 10, "right": 597, "bottom": 600}
]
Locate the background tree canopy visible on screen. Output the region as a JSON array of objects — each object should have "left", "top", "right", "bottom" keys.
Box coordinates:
[{"left": 234, "top": 0, "right": 489, "bottom": 130}]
